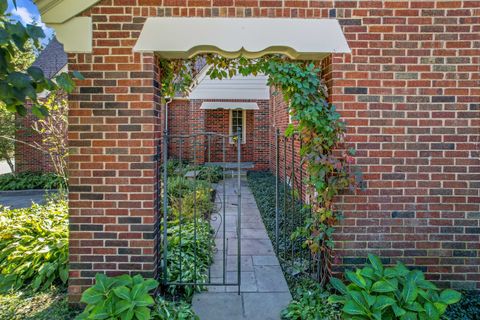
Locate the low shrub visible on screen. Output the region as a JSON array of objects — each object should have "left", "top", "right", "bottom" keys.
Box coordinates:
[
  {"left": 76, "top": 274, "right": 157, "bottom": 320},
  {"left": 329, "top": 254, "right": 462, "bottom": 320},
  {"left": 171, "top": 188, "right": 214, "bottom": 220},
  {"left": 76, "top": 274, "right": 200, "bottom": 320},
  {"left": 282, "top": 279, "right": 341, "bottom": 320},
  {"left": 153, "top": 296, "right": 199, "bottom": 320},
  {"left": 196, "top": 165, "right": 223, "bottom": 183},
  {"left": 0, "top": 172, "right": 66, "bottom": 191},
  {"left": 0, "top": 200, "right": 68, "bottom": 292},
  {"left": 166, "top": 176, "right": 211, "bottom": 200},
  {"left": 166, "top": 219, "right": 215, "bottom": 298},
  {"left": 444, "top": 290, "right": 480, "bottom": 320}
]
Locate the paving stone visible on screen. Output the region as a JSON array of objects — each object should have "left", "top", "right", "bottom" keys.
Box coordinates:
[
  {"left": 252, "top": 255, "right": 281, "bottom": 266},
  {"left": 254, "top": 265, "right": 290, "bottom": 292},
  {"left": 243, "top": 292, "right": 291, "bottom": 320},
  {"left": 192, "top": 293, "right": 244, "bottom": 320}
]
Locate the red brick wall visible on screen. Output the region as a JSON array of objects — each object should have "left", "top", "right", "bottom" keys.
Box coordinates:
[
  {"left": 15, "top": 112, "right": 53, "bottom": 174},
  {"left": 67, "top": 0, "right": 480, "bottom": 301},
  {"left": 168, "top": 99, "right": 270, "bottom": 169}
]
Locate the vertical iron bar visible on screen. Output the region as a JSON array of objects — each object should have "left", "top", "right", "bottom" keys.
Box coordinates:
[
  {"left": 162, "top": 130, "right": 169, "bottom": 286},
  {"left": 283, "top": 135, "right": 287, "bottom": 261},
  {"left": 193, "top": 136, "right": 198, "bottom": 284},
  {"left": 208, "top": 134, "right": 211, "bottom": 164},
  {"left": 291, "top": 136, "right": 295, "bottom": 266},
  {"left": 237, "top": 129, "right": 242, "bottom": 295},
  {"left": 179, "top": 138, "right": 183, "bottom": 283},
  {"left": 275, "top": 129, "right": 280, "bottom": 254},
  {"left": 223, "top": 136, "right": 227, "bottom": 284}
]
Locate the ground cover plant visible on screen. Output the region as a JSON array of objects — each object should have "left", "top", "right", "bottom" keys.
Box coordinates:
[
  {"left": 0, "top": 199, "right": 68, "bottom": 292},
  {"left": 329, "top": 254, "right": 461, "bottom": 320},
  {"left": 0, "top": 171, "right": 65, "bottom": 190}
]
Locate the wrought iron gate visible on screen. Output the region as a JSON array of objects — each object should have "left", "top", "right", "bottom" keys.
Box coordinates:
[
  {"left": 273, "top": 129, "right": 325, "bottom": 283},
  {"left": 158, "top": 130, "right": 243, "bottom": 294}
]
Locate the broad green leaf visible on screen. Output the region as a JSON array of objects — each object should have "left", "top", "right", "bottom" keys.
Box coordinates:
[
  {"left": 343, "top": 300, "right": 367, "bottom": 316},
  {"left": 400, "top": 311, "right": 418, "bottom": 320},
  {"left": 330, "top": 277, "right": 347, "bottom": 295},
  {"left": 402, "top": 279, "right": 417, "bottom": 304},
  {"left": 114, "top": 300, "right": 132, "bottom": 314},
  {"left": 434, "top": 302, "right": 447, "bottom": 314},
  {"left": 26, "top": 24, "right": 45, "bottom": 41},
  {"left": 404, "top": 302, "right": 424, "bottom": 312},
  {"left": 81, "top": 287, "right": 104, "bottom": 305},
  {"left": 328, "top": 294, "right": 345, "bottom": 304},
  {"left": 120, "top": 308, "right": 134, "bottom": 320},
  {"left": 373, "top": 295, "right": 395, "bottom": 311},
  {"left": 346, "top": 271, "right": 367, "bottom": 289},
  {"left": 425, "top": 302, "right": 440, "bottom": 320},
  {"left": 27, "top": 66, "right": 45, "bottom": 82},
  {"left": 134, "top": 307, "right": 151, "bottom": 320},
  {"left": 384, "top": 267, "right": 398, "bottom": 279},
  {"left": 440, "top": 289, "right": 461, "bottom": 305},
  {"left": 143, "top": 278, "right": 159, "bottom": 292},
  {"left": 368, "top": 254, "right": 384, "bottom": 273},
  {"left": 417, "top": 280, "right": 437, "bottom": 290},
  {"left": 361, "top": 291, "right": 376, "bottom": 307},
  {"left": 392, "top": 303, "right": 406, "bottom": 317},
  {"left": 134, "top": 294, "right": 154, "bottom": 307},
  {"left": 113, "top": 286, "right": 131, "bottom": 301},
  {"left": 372, "top": 280, "right": 396, "bottom": 293}
]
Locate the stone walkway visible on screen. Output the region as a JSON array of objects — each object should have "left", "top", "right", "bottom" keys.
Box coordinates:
[{"left": 192, "top": 178, "right": 291, "bottom": 320}]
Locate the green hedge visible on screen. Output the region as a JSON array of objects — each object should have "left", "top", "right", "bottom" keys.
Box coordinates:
[{"left": 0, "top": 172, "right": 66, "bottom": 191}]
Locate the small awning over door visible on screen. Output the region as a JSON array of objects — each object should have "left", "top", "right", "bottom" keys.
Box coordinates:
[
  {"left": 200, "top": 102, "right": 259, "bottom": 110},
  {"left": 134, "top": 18, "right": 350, "bottom": 60}
]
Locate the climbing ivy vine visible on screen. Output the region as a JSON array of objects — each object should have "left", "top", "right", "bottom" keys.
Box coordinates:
[{"left": 160, "top": 55, "right": 362, "bottom": 286}]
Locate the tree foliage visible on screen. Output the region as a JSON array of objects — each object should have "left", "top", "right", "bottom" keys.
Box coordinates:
[
  {"left": 0, "top": 0, "right": 82, "bottom": 117},
  {"left": 160, "top": 54, "right": 362, "bottom": 286}
]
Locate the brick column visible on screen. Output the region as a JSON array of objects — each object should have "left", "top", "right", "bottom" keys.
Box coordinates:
[{"left": 67, "top": 10, "right": 161, "bottom": 301}]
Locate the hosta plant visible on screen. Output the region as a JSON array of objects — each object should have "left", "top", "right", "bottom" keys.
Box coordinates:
[
  {"left": 152, "top": 296, "right": 199, "bottom": 320},
  {"left": 0, "top": 200, "right": 68, "bottom": 292},
  {"left": 76, "top": 274, "right": 158, "bottom": 320},
  {"left": 328, "top": 254, "right": 461, "bottom": 320}
]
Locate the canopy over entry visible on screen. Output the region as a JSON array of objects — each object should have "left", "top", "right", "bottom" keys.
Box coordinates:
[
  {"left": 200, "top": 102, "right": 259, "bottom": 110},
  {"left": 134, "top": 18, "right": 350, "bottom": 60}
]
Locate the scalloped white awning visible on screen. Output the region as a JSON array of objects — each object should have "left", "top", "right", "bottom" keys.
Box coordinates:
[
  {"left": 200, "top": 102, "right": 259, "bottom": 110},
  {"left": 134, "top": 18, "right": 350, "bottom": 60}
]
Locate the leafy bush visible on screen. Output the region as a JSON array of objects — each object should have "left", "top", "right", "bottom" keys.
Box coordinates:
[
  {"left": 0, "top": 200, "right": 68, "bottom": 292},
  {"left": 166, "top": 176, "right": 210, "bottom": 200},
  {"left": 329, "top": 254, "right": 461, "bottom": 320},
  {"left": 152, "top": 296, "right": 199, "bottom": 320},
  {"left": 166, "top": 219, "right": 214, "bottom": 297},
  {"left": 282, "top": 279, "right": 341, "bottom": 320},
  {"left": 171, "top": 188, "right": 214, "bottom": 221},
  {"left": 196, "top": 165, "right": 223, "bottom": 183},
  {"left": 76, "top": 274, "right": 158, "bottom": 320},
  {"left": 0, "top": 172, "right": 66, "bottom": 191},
  {"left": 444, "top": 290, "right": 480, "bottom": 320}
]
